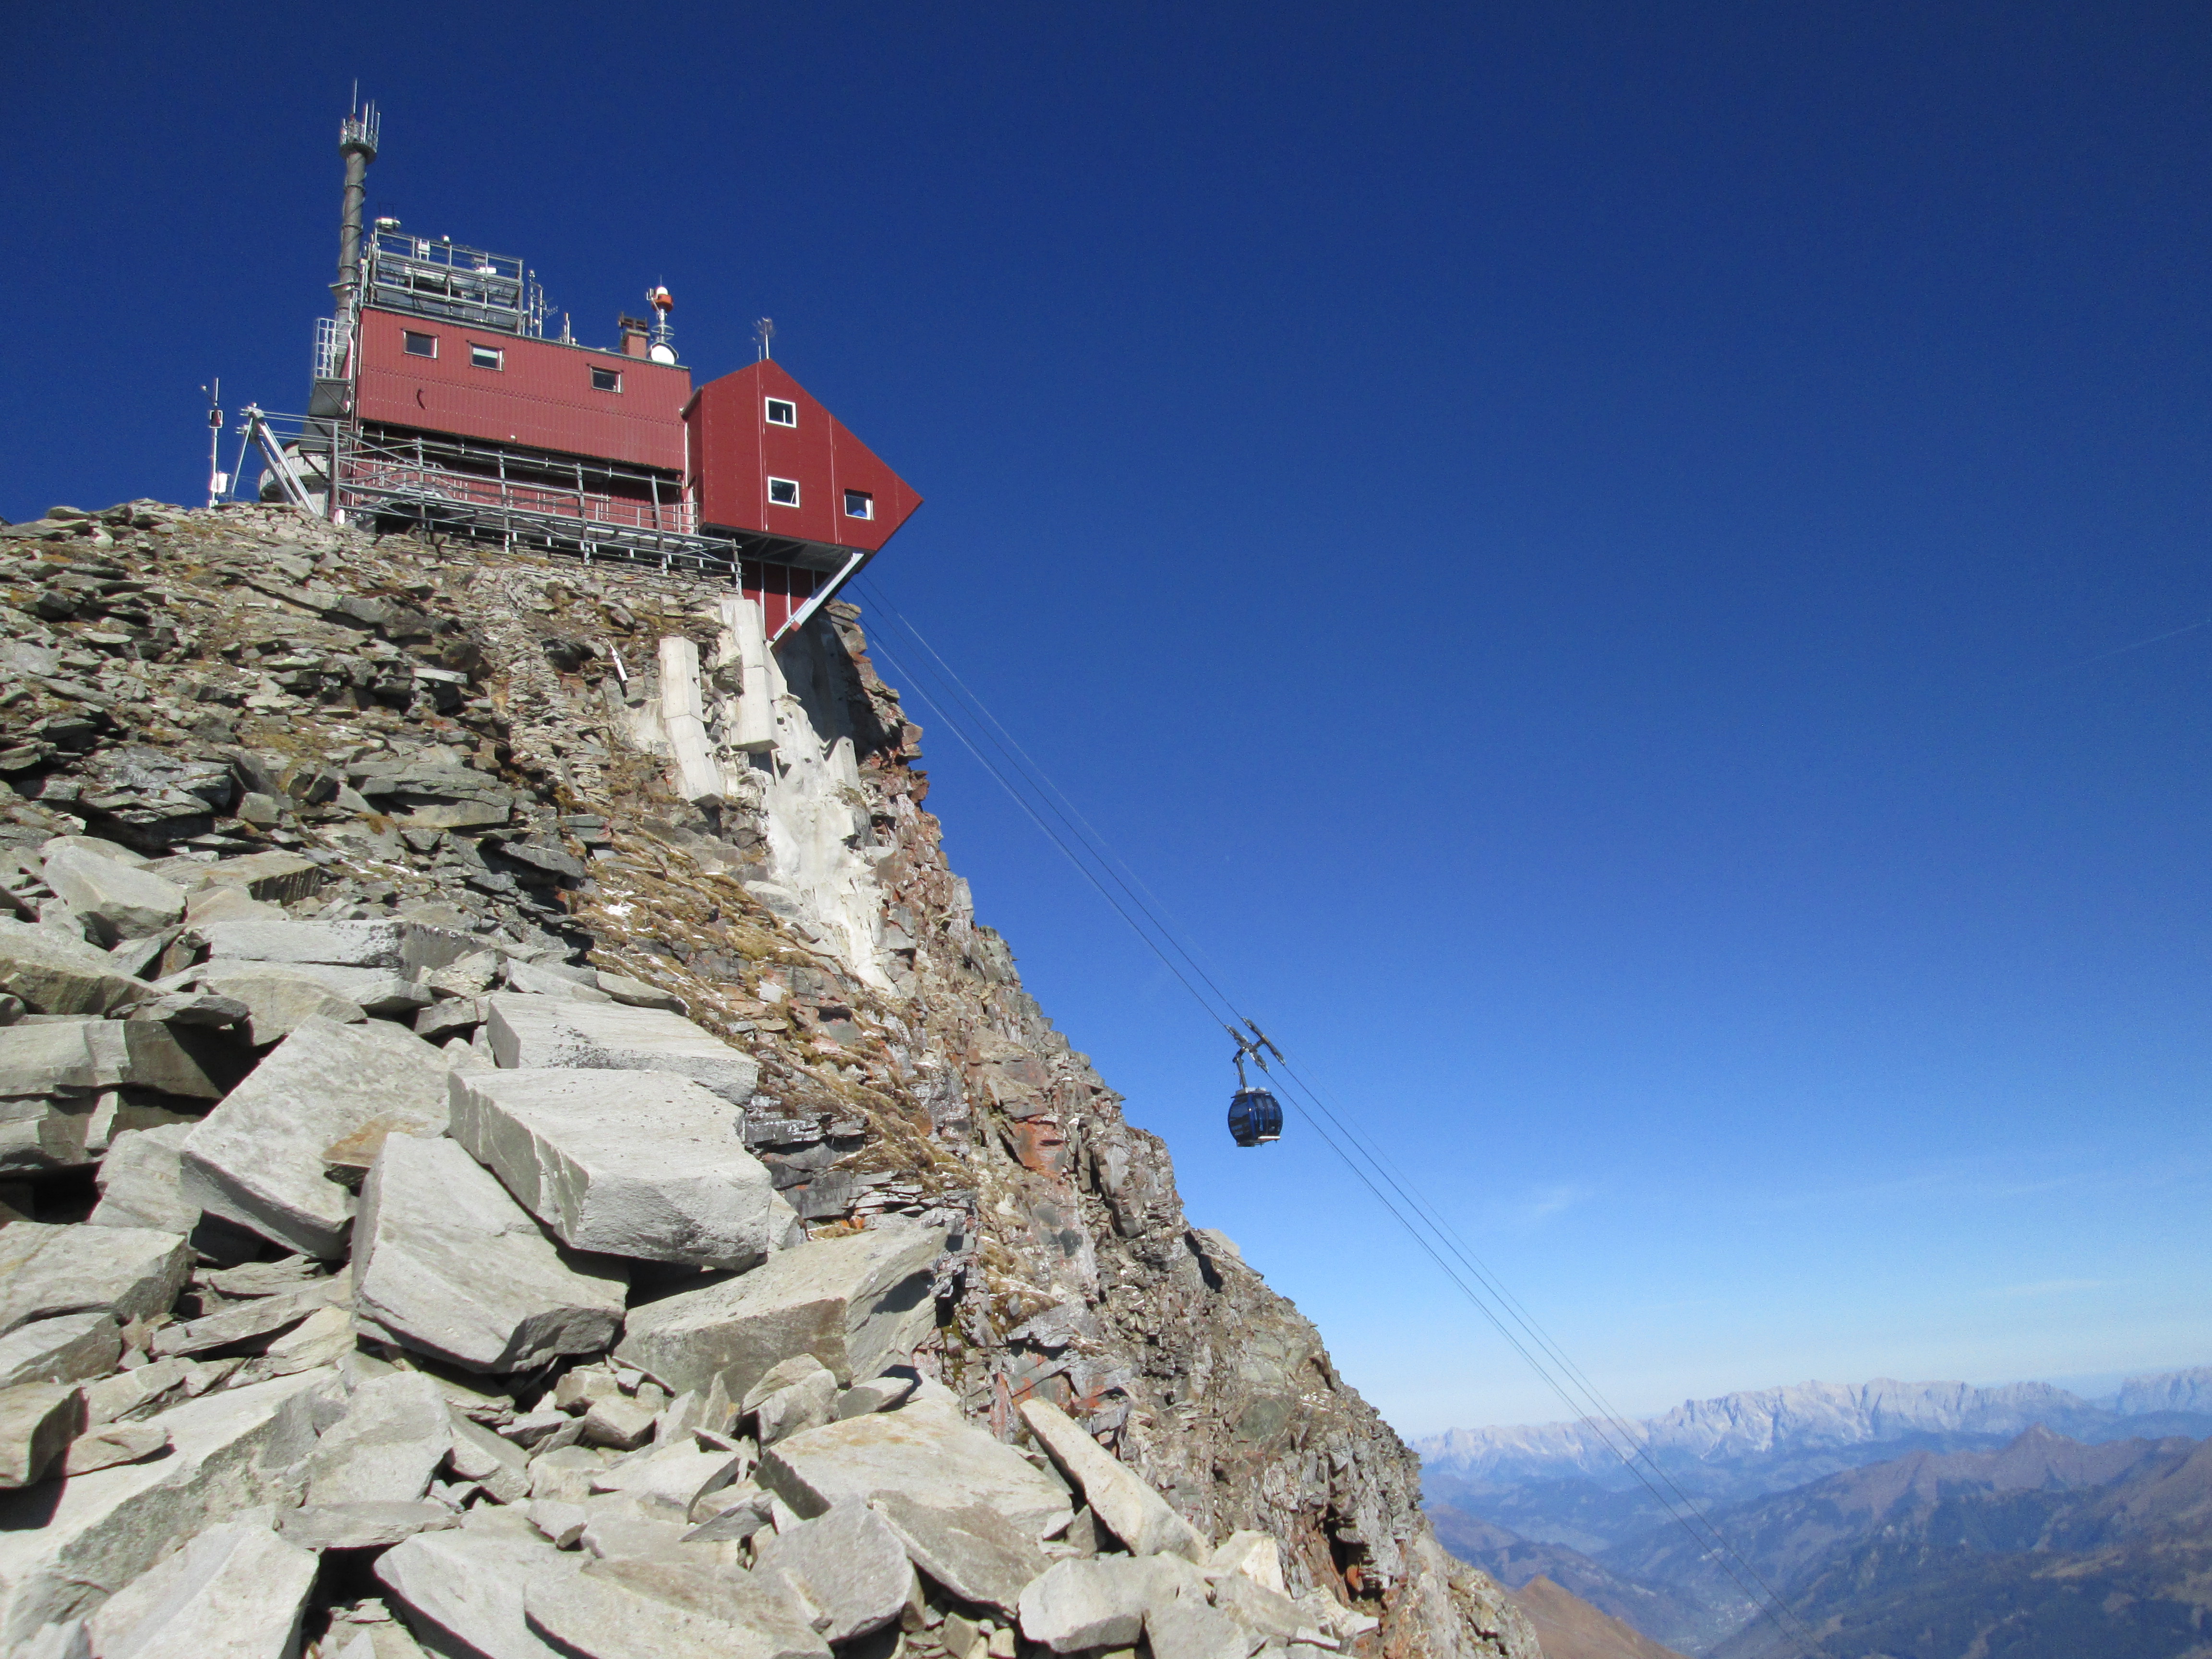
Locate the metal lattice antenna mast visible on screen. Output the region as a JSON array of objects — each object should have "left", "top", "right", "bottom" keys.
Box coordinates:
[{"left": 755, "top": 317, "right": 775, "bottom": 361}]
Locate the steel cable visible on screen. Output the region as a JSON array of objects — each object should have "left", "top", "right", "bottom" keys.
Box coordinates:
[{"left": 849, "top": 583, "right": 1827, "bottom": 1658}]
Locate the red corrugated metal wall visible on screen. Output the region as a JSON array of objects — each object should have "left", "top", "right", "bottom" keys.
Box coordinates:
[
  {"left": 686, "top": 361, "right": 922, "bottom": 549},
  {"left": 354, "top": 308, "right": 691, "bottom": 470},
  {"left": 743, "top": 560, "right": 819, "bottom": 635}
]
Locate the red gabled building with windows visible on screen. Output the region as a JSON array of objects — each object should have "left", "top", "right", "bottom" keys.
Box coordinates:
[{"left": 289, "top": 103, "right": 920, "bottom": 641}]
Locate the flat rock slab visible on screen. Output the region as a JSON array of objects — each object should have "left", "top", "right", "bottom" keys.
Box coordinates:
[
  {"left": 196, "top": 917, "right": 475, "bottom": 974},
  {"left": 1021, "top": 1396, "right": 1206, "bottom": 1561},
  {"left": 86, "top": 1520, "right": 318, "bottom": 1659},
  {"left": 1211, "top": 1530, "right": 1288, "bottom": 1595},
  {"left": 89, "top": 1125, "right": 262, "bottom": 1264},
  {"left": 753, "top": 1501, "right": 917, "bottom": 1643},
  {"left": 376, "top": 1521, "right": 585, "bottom": 1659},
  {"left": 1017, "top": 1557, "right": 1192, "bottom": 1654},
  {"left": 450, "top": 1068, "right": 778, "bottom": 1268},
  {"left": 1209, "top": 1569, "right": 1308, "bottom": 1645},
  {"left": 758, "top": 1392, "right": 1074, "bottom": 1544},
  {"left": 280, "top": 1501, "right": 460, "bottom": 1551},
  {"left": 0, "top": 1222, "right": 190, "bottom": 1335},
  {"left": 0, "top": 1019, "right": 221, "bottom": 1100},
  {"left": 871, "top": 1490, "right": 1050, "bottom": 1615},
  {"left": 306, "top": 1371, "right": 452, "bottom": 1505},
  {"left": 0, "top": 1369, "right": 328, "bottom": 1646},
  {"left": 0, "top": 1312, "right": 121, "bottom": 1388},
  {"left": 484, "top": 995, "right": 759, "bottom": 1106},
  {"left": 40, "top": 847, "right": 186, "bottom": 943},
  {"left": 0, "top": 1382, "right": 86, "bottom": 1488},
  {"left": 616, "top": 1224, "right": 941, "bottom": 1402},
  {"left": 89, "top": 1126, "right": 193, "bottom": 1235},
  {"left": 183, "top": 851, "right": 326, "bottom": 904},
  {"left": 0, "top": 918, "right": 152, "bottom": 1015},
  {"left": 181, "top": 1015, "right": 449, "bottom": 1259},
  {"left": 1146, "top": 1586, "right": 1253, "bottom": 1659},
  {"left": 352, "top": 1134, "right": 627, "bottom": 1374},
  {"left": 148, "top": 1280, "right": 342, "bottom": 1358},
  {"left": 194, "top": 965, "right": 368, "bottom": 1045},
  {"left": 523, "top": 1556, "right": 830, "bottom": 1659}
]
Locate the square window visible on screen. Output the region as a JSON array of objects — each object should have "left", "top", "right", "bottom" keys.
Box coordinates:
[
  {"left": 591, "top": 366, "right": 623, "bottom": 392},
  {"left": 403, "top": 331, "right": 437, "bottom": 358},
  {"left": 765, "top": 398, "right": 797, "bottom": 427},
  {"left": 470, "top": 343, "right": 504, "bottom": 370},
  {"left": 768, "top": 477, "right": 801, "bottom": 507},
  {"left": 843, "top": 489, "right": 875, "bottom": 520}
]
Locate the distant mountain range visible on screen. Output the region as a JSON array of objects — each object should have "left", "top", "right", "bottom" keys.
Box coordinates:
[
  {"left": 1422, "top": 1366, "right": 2212, "bottom": 1657},
  {"left": 1416, "top": 1367, "right": 2212, "bottom": 1496}
]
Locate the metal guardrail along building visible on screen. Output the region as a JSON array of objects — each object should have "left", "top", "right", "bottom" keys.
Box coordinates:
[{"left": 285, "top": 101, "right": 921, "bottom": 642}]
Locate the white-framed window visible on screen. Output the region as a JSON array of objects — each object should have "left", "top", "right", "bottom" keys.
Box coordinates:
[
  {"left": 591, "top": 366, "right": 623, "bottom": 393},
  {"left": 469, "top": 343, "right": 504, "bottom": 371},
  {"left": 403, "top": 330, "right": 437, "bottom": 358},
  {"left": 765, "top": 397, "right": 797, "bottom": 427},
  {"left": 768, "top": 477, "right": 801, "bottom": 507},
  {"left": 843, "top": 489, "right": 874, "bottom": 520}
]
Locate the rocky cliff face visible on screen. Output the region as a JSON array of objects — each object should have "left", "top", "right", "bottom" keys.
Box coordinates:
[{"left": 0, "top": 501, "right": 1535, "bottom": 1659}]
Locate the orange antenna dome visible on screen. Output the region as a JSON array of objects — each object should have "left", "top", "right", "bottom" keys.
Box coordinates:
[{"left": 648, "top": 286, "right": 673, "bottom": 314}]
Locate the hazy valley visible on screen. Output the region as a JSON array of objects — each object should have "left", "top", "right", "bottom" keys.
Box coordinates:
[{"left": 1423, "top": 1367, "right": 2212, "bottom": 1658}]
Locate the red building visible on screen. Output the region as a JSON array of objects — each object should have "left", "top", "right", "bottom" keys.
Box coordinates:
[{"left": 293, "top": 104, "right": 920, "bottom": 641}]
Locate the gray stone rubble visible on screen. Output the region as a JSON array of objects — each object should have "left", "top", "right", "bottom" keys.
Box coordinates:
[{"left": 0, "top": 502, "right": 1535, "bottom": 1659}]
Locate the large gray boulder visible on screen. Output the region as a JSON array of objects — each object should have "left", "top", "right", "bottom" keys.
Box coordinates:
[
  {"left": 376, "top": 1519, "right": 584, "bottom": 1659},
  {"left": 0, "top": 1369, "right": 328, "bottom": 1645},
  {"left": 752, "top": 1501, "right": 917, "bottom": 1643},
  {"left": 304, "top": 1371, "right": 452, "bottom": 1504},
  {"left": 39, "top": 847, "right": 186, "bottom": 944},
  {"left": 758, "top": 1387, "right": 1074, "bottom": 1542},
  {"left": 352, "top": 1133, "right": 627, "bottom": 1373},
  {"left": 870, "top": 1490, "right": 1049, "bottom": 1616},
  {"left": 84, "top": 1520, "right": 317, "bottom": 1659},
  {"left": 522, "top": 1555, "right": 830, "bottom": 1659},
  {"left": 615, "top": 1224, "right": 940, "bottom": 1400},
  {"left": 484, "top": 995, "right": 759, "bottom": 1106},
  {"left": 448, "top": 1068, "right": 778, "bottom": 1267},
  {"left": 0, "top": 918, "right": 152, "bottom": 1015},
  {"left": 0, "top": 1312, "right": 121, "bottom": 1388},
  {"left": 180, "top": 1015, "right": 450, "bottom": 1258},
  {"left": 0, "top": 1222, "right": 190, "bottom": 1335},
  {"left": 1020, "top": 1396, "right": 1206, "bottom": 1561},
  {"left": 195, "top": 917, "right": 475, "bottom": 974}
]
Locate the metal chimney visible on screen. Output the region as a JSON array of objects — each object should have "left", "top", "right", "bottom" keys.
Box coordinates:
[{"left": 335, "top": 98, "right": 380, "bottom": 314}]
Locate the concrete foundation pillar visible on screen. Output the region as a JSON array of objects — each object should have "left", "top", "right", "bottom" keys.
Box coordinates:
[
  {"left": 719, "top": 595, "right": 778, "bottom": 753},
  {"left": 656, "top": 636, "right": 723, "bottom": 805}
]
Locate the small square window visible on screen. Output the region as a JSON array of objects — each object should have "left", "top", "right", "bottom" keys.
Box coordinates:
[
  {"left": 765, "top": 398, "right": 797, "bottom": 427},
  {"left": 403, "top": 331, "right": 437, "bottom": 358},
  {"left": 591, "top": 366, "right": 623, "bottom": 393},
  {"left": 768, "top": 477, "right": 801, "bottom": 507},
  {"left": 469, "top": 343, "right": 504, "bottom": 371},
  {"left": 843, "top": 489, "right": 875, "bottom": 520}
]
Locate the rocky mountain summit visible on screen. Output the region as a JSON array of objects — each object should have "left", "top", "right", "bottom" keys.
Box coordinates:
[{"left": 0, "top": 501, "right": 1536, "bottom": 1659}]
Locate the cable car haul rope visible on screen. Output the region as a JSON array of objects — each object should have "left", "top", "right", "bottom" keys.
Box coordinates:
[{"left": 849, "top": 577, "right": 1831, "bottom": 1659}]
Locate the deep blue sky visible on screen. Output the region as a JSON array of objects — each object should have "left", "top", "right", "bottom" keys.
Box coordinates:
[{"left": 4, "top": 4, "right": 2207, "bottom": 1432}]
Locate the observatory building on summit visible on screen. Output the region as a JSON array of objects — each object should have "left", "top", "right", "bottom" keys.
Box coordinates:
[{"left": 275, "top": 101, "right": 920, "bottom": 641}]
